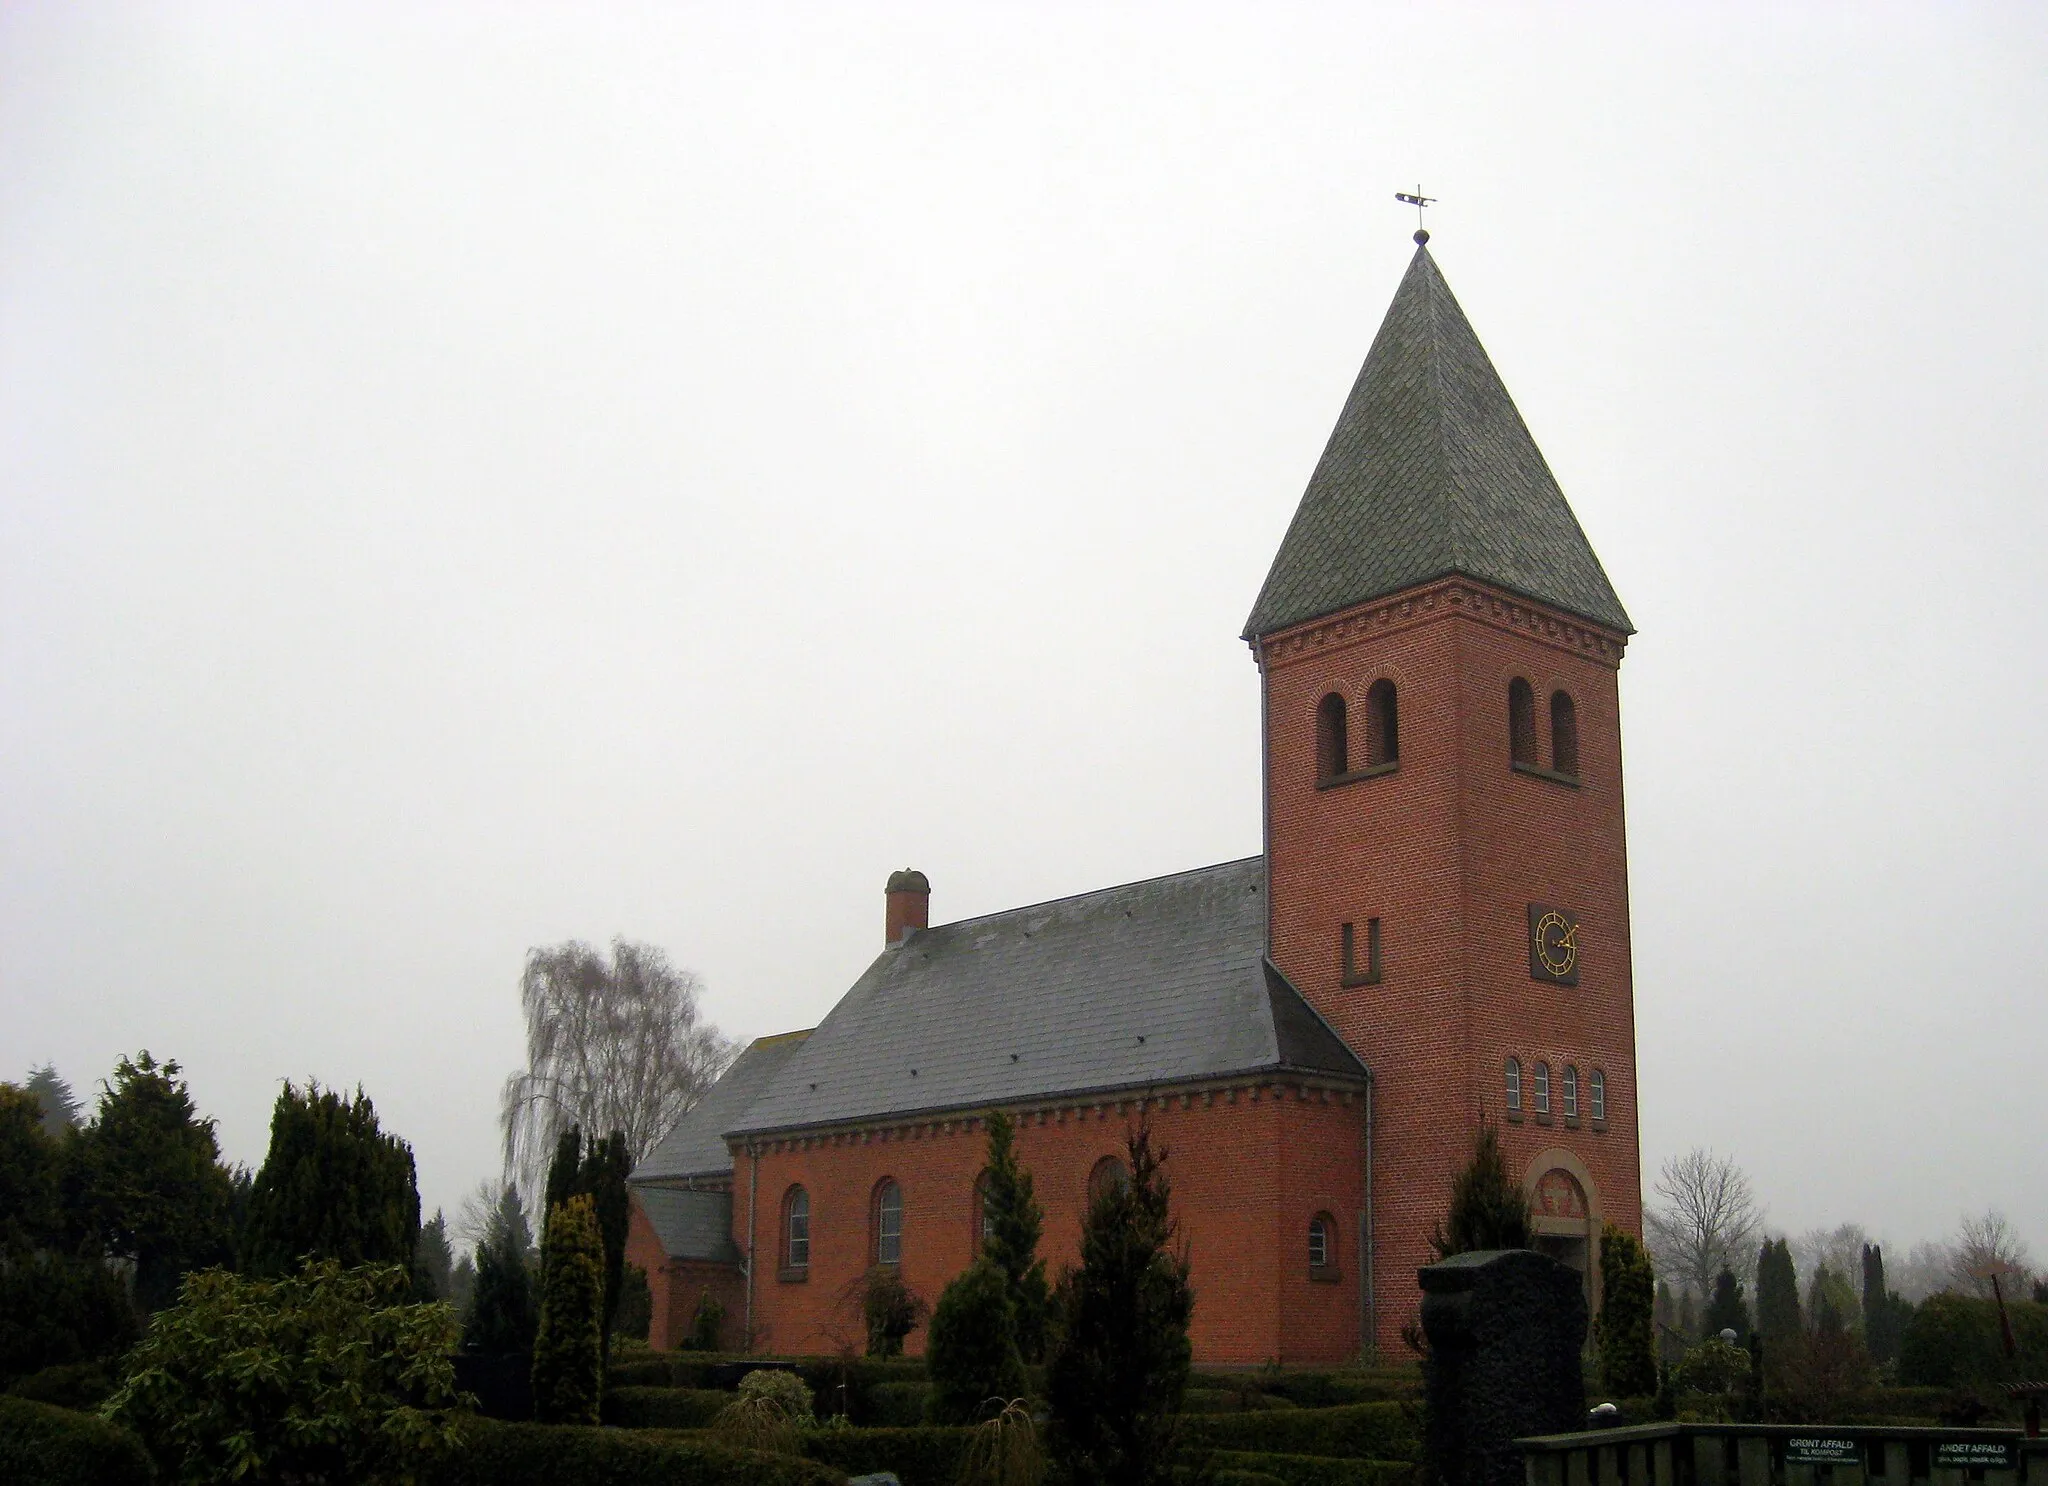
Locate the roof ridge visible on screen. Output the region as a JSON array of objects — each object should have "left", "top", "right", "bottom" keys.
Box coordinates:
[{"left": 917, "top": 855, "right": 1263, "bottom": 937}]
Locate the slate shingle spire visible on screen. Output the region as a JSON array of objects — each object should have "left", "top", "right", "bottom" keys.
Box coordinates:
[{"left": 1244, "top": 244, "right": 1631, "bottom": 640}]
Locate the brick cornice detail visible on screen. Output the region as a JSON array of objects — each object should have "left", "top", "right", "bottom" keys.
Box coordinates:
[
  {"left": 1251, "top": 579, "right": 1629, "bottom": 671},
  {"left": 729, "top": 1076, "right": 1363, "bottom": 1159}
]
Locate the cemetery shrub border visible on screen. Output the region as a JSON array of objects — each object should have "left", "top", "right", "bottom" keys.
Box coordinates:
[
  {"left": 424, "top": 1416, "right": 841, "bottom": 1486},
  {"left": 601, "top": 1386, "right": 732, "bottom": 1429},
  {"left": 0, "top": 1396, "right": 154, "bottom": 1486},
  {"left": 1177, "top": 1400, "right": 1420, "bottom": 1460}
]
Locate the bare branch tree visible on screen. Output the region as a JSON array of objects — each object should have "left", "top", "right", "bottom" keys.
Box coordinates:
[
  {"left": 1949, "top": 1210, "right": 2034, "bottom": 1297},
  {"left": 500, "top": 938, "right": 736, "bottom": 1207},
  {"left": 1644, "top": 1147, "right": 1762, "bottom": 1302}
]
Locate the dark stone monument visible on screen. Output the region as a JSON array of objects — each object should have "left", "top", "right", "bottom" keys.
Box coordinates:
[{"left": 1420, "top": 1249, "right": 1588, "bottom": 1486}]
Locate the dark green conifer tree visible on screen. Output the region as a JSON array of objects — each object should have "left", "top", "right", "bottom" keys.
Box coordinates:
[
  {"left": 1430, "top": 1122, "right": 1531, "bottom": 1257},
  {"left": 1702, "top": 1267, "right": 1751, "bottom": 1344},
  {"left": 531, "top": 1194, "right": 604, "bottom": 1424},
  {"left": 1861, "top": 1244, "right": 1907, "bottom": 1365},
  {"left": 416, "top": 1210, "right": 455, "bottom": 1301},
  {"left": 1755, "top": 1238, "right": 1802, "bottom": 1347},
  {"left": 926, "top": 1259, "right": 1029, "bottom": 1423},
  {"left": 979, "top": 1109, "right": 1051, "bottom": 1362},
  {"left": 69, "top": 1053, "right": 237, "bottom": 1310},
  {"left": 241, "top": 1081, "right": 419, "bottom": 1279},
  {"left": 463, "top": 1188, "right": 537, "bottom": 1353},
  {"left": 1597, "top": 1224, "right": 1658, "bottom": 1397},
  {"left": 1045, "top": 1125, "right": 1192, "bottom": 1486},
  {"left": 539, "top": 1125, "right": 633, "bottom": 1343}
]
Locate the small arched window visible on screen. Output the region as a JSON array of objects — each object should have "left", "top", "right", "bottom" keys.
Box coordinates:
[
  {"left": 1365, "top": 680, "right": 1399, "bottom": 766},
  {"left": 1308, "top": 1213, "right": 1335, "bottom": 1269},
  {"left": 1316, "top": 693, "right": 1349, "bottom": 780},
  {"left": 1509, "top": 678, "right": 1537, "bottom": 767},
  {"left": 783, "top": 1186, "right": 811, "bottom": 1270},
  {"left": 1088, "top": 1156, "right": 1128, "bottom": 1206},
  {"left": 1533, "top": 1061, "right": 1551, "bottom": 1116},
  {"left": 1550, "top": 691, "right": 1579, "bottom": 778},
  {"left": 1562, "top": 1064, "right": 1580, "bottom": 1120},
  {"left": 1590, "top": 1069, "right": 1606, "bottom": 1124},
  {"left": 872, "top": 1179, "right": 903, "bottom": 1266},
  {"left": 1504, "top": 1057, "right": 1522, "bottom": 1113}
]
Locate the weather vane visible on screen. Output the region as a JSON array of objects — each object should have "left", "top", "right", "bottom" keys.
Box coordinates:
[{"left": 1395, "top": 185, "right": 1436, "bottom": 244}]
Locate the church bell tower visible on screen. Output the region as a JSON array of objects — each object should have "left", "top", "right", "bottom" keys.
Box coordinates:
[{"left": 1245, "top": 238, "right": 1642, "bottom": 1346}]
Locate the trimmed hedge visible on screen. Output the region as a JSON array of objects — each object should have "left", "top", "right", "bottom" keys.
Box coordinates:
[
  {"left": 1212, "top": 1472, "right": 1289, "bottom": 1486},
  {"left": 6, "top": 1364, "right": 119, "bottom": 1412},
  {"left": 0, "top": 1396, "right": 155, "bottom": 1486},
  {"left": 424, "top": 1417, "right": 841, "bottom": 1486},
  {"left": 864, "top": 1380, "right": 934, "bottom": 1427},
  {"left": 801, "top": 1423, "right": 974, "bottom": 1486},
  {"left": 1179, "top": 1401, "right": 1420, "bottom": 1461},
  {"left": 1183, "top": 1388, "right": 1299, "bottom": 1413},
  {"left": 1206, "top": 1449, "right": 1415, "bottom": 1486},
  {"left": 1202, "top": 1372, "right": 1422, "bottom": 1408},
  {"left": 602, "top": 1387, "right": 733, "bottom": 1429},
  {"left": 607, "top": 1358, "right": 674, "bottom": 1388}
]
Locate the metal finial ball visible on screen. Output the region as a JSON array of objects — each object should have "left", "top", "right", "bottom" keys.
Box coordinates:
[{"left": 1414, "top": 229, "right": 1430, "bottom": 245}]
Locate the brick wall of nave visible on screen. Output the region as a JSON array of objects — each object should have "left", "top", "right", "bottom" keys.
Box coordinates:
[{"left": 736, "top": 1087, "right": 1368, "bottom": 1365}]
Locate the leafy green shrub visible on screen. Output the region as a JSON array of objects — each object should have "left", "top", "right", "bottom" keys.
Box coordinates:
[
  {"left": 1671, "top": 1338, "right": 1748, "bottom": 1395},
  {"left": 0, "top": 1395, "right": 154, "bottom": 1486},
  {"left": 1177, "top": 1401, "right": 1420, "bottom": 1461},
  {"left": 1899, "top": 1294, "right": 2048, "bottom": 1387},
  {"left": 532, "top": 1194, "right": 605, "bottom": 1425},
  {"left": 857, "top": 1266, "right": 929, "bottom": 1357},
  {"left": 691, "top": 1290, "right": 727, "bottom": 1351},
  {"left": 955, "top": 1399, "right": 1043, "bottom": 1486},
  {"left": 926, "top": 1260, "right": 1028, "bottom": 1423},
  {"left": 603, "top": 1386, "right": 731, "bottom": 1429},
  {"left": 800, "top": 1422, "right": 974, "bottom": 1486},
  {"left": 1206, "top": 1449, "right": 1416, "bottom": 1486},
  {"left": 714, "top": 1369, "right": 818, "bottom": 1454},
  {"left": 6, "top": 1362, "right": 118, "bottom": 1412},
  {"left": 101, "top": 1260, "right": 465, "bottom": 1485},
  {"left": 1597, "top": 1225, "right": 1657, "bottom": 1397},
  {"left": 424, "top": 1416, "right": 842, "bottom": 1486}
]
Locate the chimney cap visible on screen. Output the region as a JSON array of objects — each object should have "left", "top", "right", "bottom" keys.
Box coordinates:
[{"left": 885, "top": 869, "right": 930, "bottom": 894}]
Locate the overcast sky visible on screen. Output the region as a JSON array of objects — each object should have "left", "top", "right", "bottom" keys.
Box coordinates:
[{"left": 3, "top": 2, "right": 2042, "bottom": 1262}]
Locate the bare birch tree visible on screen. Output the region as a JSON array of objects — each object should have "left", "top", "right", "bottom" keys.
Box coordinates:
[
  {"left": 1949, "top": 1210, "right": 2034, "bottom": 1296},
  {"left": 500, "top": 938, "right": 735, "bottom": 1206},
  {"left": 1644, "top": 1147, "right": 1762, "bottom": 1302}
]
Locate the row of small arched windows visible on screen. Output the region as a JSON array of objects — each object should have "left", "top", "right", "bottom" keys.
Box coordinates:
[
  {"left": 779, "top": 1157, "right": 1131, "bottom": 1272},
  {"left": 1504, "top": 1057, "right": 1606, "bottom": 1123},
  {"left": 1315, "top": 679, "right": 1579, "bottom": 784}
]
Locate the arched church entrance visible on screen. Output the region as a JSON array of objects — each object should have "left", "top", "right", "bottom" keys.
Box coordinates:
[{"left": 1523, "top": 1149, "right": 1600, "bottom": 1304}]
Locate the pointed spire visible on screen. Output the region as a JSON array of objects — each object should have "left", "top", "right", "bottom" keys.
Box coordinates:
[{"left": 1245, "top": 246, "right": 1631, "bottom": 640}]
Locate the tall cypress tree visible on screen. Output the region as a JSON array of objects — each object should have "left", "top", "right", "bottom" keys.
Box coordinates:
[
  {"left": 1755, "top": 1238, "right": 1802, "bottom": 1347},
  {"left": 538, "top": 1125, "right": 633, "bottom": 1344},
  {"left": 241, "top": 1082, "right": 419, "bottom": 1278},
  {"left": 1702, "top": 1266, "right": 1752, "bottom": 1343},
  {"left": 1862, "top": 1243, "right": 1906, "bottom": 1365},
  {"left": 1597, "top": 1224, "right": 1658, "bottom": 1396},
  {"left": 1430, "top": 1123, "right": 1531, "bottom": 1257},
  {"left": 532, "top": 1194, "right": 604, "bottom": 1425},
  {"left": 1045, "top": 1125, "right": 1193, "bottom": 1486},
  {"left": 979, "top": 1109, "right": 1051, "bottom": 1362}
]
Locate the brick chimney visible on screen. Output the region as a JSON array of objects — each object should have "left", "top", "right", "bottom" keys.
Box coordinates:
[{"left": 884, "top": 869, "right": 929, "bottom": 945}]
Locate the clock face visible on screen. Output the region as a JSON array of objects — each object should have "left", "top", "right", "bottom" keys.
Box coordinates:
[{"left": 1528, "top": 904, "right": 1581, "bottom": 986}]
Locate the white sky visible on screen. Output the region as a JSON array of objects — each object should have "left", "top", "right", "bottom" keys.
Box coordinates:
[{"left": 3, "top": 2, "right": 2043, "bottom": 1264}]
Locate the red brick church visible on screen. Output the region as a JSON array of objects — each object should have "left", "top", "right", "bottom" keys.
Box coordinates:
[{"left": 625, "top": 238, "right": 1643, "bottom": 1365}]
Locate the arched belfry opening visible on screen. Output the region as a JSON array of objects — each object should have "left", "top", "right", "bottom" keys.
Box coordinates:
[
  {"left": 1364, "top": 680, "right": 1398, "bottom": 767},
  {"left": 1316, "top": 692, "right": 1348, "bottom": 780}
]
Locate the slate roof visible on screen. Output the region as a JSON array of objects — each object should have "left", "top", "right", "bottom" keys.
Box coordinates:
[
  {"left": 635, "top": 1186, "right": 741, "bottom": 1264},
  {"left": 1244, "top": 245, "right": 1631, "bottom": 639},
  {"left": 632, "top": 1030, "right": 812, "bottom": 1183},
  {"left": 724, "top": 857, "right": 1366, "bottom": 1139}
]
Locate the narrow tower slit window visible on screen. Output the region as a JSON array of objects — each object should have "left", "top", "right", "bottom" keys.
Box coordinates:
[
  {"left": 1590, "top": 1069, "right": 1606, "bottom": 1124},
  {"left": 1316, "top": 693, "right": 1349, "bottom": 780},
  {"left": 1309, "top": 1214, "right": 1334, "bottom": 1270},
  {"left": 1365, "top": 679, "right": 1399, "bottom": 766},
  {"left": 1504, "top": 1057, "right": 1522, "bottom": 1113},
  {"left": 1533, "top": 1061, "right": 1551, "bottom": 1116},
  {"left": 1550, "top": 691, "right": 1579, "bottom": 778},
  {"left": 1509, "top": 678, "right": 1537, "bottom": 767},
  {"left": 1563, "top": 1064, "right": 1580, "bottom": 1120},
  {"left": 1341, "top": 918, "right": 1382, "bottom": 987}
]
